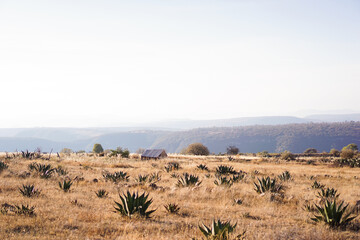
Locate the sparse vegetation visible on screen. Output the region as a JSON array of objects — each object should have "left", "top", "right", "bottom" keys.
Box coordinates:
[
  {"left": 95, "top": 189, "right": 108, "bottom": 198},
  {"left": 177, "top": 173, "right": 202, "bottom": 187},
  {"left": 198, "top": 219, "right": 243, "bottom": 240},
  {"left": 58, "top": 179, "right": 73, "bottom": 192},
  {"left": 103, "top": 171, "right": 129, "bottom": 182},
  {"left": 280, "top": 151, "right": 295, "bottom": 160},
  {"left": 164, "top": 203, "right": 180, "bottom": 214},
  {"left": 253, "top": 177, "right": 283, "bottom": 194},
  {"left": 19, "top": 184, "right": 41, "bottom": 197}
]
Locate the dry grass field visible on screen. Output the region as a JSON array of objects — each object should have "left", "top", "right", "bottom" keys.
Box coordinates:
[{"left": 0, "top": 153, "right": 359, "bottom": 239}]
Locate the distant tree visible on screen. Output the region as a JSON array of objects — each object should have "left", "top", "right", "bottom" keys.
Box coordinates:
[
  {"left": 60, "top": 148, "right": 73, "bottom": 154},
  {"left": 76, "top": 150, "right": 86, "bottom": 154},
  {"left": 121, "top": 149, "right": 130, "bottom": 158},
  {"left": 281, "top": 151, "right": 295, "bottom": 160},
  {"left": 257, "top": 151, "right": 270, "bottom": 157},
  {"left": 304, "top": 148, "right": 317, "bottom": 154},
  {"left": 329, "top": 148, "right": 340, "bottom": 157},
  {"left": 226, "top": 146, "right": 239, "bottom": 155},
  {"left": 185, "top": 143, "right": 210, "bottom": 156},
  {"left": 342, "top": 143, "right": 358, "bottom": 152},
  {"left": 93, "top": 143, "right": 104, "bottom": 154},
  {"left": 340, "top": 149, "right": 355, "bottom": 159}
]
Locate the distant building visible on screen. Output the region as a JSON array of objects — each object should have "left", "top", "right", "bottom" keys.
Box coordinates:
[{"left": 141, "top": 149, "right": 167, "bottom": 160}]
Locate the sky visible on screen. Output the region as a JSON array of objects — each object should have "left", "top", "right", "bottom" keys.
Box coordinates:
[{"left": 0, "top": 0, "right": 359, "bottom": 127}]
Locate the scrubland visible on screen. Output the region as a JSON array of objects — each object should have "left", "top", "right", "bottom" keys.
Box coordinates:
[{"left": 0, "top": 153, "right": 359, "bottom": 239}]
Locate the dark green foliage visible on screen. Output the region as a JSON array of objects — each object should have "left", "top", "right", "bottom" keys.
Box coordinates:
[
  {"left": 28, "top": 163, "right": 55, "bottom": 179},
  {"left": 342, "top": 143, "right": 358, "bottom": 151},
  {"left": 165, "top": 162, "right": 180, "bottom": 172},
  {"left": 311, "top": 200, "right": 357, "bottom": 228},
  {"left": 214, "top": 176, "right": 233, "bottom": 187},
  {"left": 93, "top": 143, "right": 104, "bottom": 153},
  {"left": 55, "top": 166, "right": 68, "bottom": 176},
  {"left": 164, "top": 203, "right": 180, "bottom": 214},
  {"left": 109, "top": 147, "right": 130, "bottom": 158},
  {"left": 254, "top": 177, "right": 283, "bottom": 194},
  {"left": 19, "top": 184, "right": 40, "bottom": 197},
  {"left": 148, "top": 172, "right": 161, "bottom": 182},
  {"left": 197, "top": 164, "right": 209, "bottom": 171},
  {"left": 216, "top": 165, "right": 237, "bottom": 175},
  {"left": 335, "top": 158, "right": 360, "bottom": 168},
  {"left": 135, "top": 174, "right": 149, "bottom": 183},
  {"left": 312, "top": 181, "right": 325, "bottom": 189},
  {"left": 278, "top": 171, "right": 292, "bottom": 181},
  {"left": 198, "top": 219, "right": 243, "bottom": 240},
  {"left": 95, "top": 189, "right": 108, "bottom": 198},
  {"left": 14, "top": 204, "right": 36, "bottom": 216},
  {"left": 177, "top": 173, "right": 201, "bottom": 187},
  {"left": 114, "top": 191, "right": 156, "bottom": 218},
  {"left": 103, "top": 171, "right": 129, "bottom": 182},
  {"left": 0, "top": 161, "right": 8, "bottom": 172},
  {"left": 58, "top": 179, "right": 73, "bottom": 192},
  {"left": 317, "top": 187, "right": 340, "bottom": 201},
  {"left": 231, "top": 173, "right": 246, "bottom": 183}
]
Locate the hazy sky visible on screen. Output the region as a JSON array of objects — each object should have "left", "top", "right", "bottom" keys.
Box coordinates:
[{"left": 1, "top": 0, "right": 359, "bottom": 127}]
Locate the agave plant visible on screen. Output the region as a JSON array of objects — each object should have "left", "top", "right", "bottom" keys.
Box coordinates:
[
  {"left": 135, "top": 174, "right": 149, "bottom": 183},
  {"left": 214, "top": 176, "right": 233, "bottom": 187},
  {"left": 95, "top": 189, "right": 108, "bottom": 198},
  {"left": 19, "top": 184, "right": 41, "bottom": 197},
  {"left": 199, "top": 219, "right": 244, "bottom": 240},
  {"left": 177, "top": 173, "right": 202, "bottom": 187},
  {"left": 164, "top": 203, "right": 180, "bottom": 214},
  {"left": 231, "top": 173, "right": 246, "bottom": 183},
  {"left": 216, "top": 165, "right": 237, "bottom": 175},
  {"left": 0, "top": 161, "right": 8, "bottom": 172},
  {"left": 311, "top": 199, "right": 357, "bottom": 228},
  {"left": 58, "top": 179, "right": 73, "bottom": 192},
  {"left": 114, "top": 191, "right": 156, "bottom": 218},
  {"left": 29, "top": 163, "right": 55, "bottom": 179},
  {"left": 55, "top": 166, "right": 68, "bottom": 176},
  {"left": 312, "top": 181, "right": 325, "bottom": 189},
  {"left": 148, "top": 172, "right": 161, "bottom": 182},
  {"left": 165, "top": 162, "right": 180, "bottom": 172},
  {"left": 103, "top": 171, "right": 129, "bottom": 182},
  {"left": 14, "top": 204, "right": 36, "bottom": 216},
  {"left": 197, "top": 164, "right": 209, "bottom": 171},
  {"left": 278, "top": 171, "right": 291, "bottom": 181},
  {"left": 253, "top": 176, "right": 282, "bottom": 194},
  {"left": 316, "top": 187, "right": 340, "bottom": 201}
]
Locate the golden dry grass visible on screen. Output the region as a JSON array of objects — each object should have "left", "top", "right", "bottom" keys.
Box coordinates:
[{"left": 0, "top": 154, "right": 359, "bottom": 239}]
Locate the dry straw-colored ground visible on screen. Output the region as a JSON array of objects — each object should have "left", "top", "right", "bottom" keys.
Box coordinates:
[{"left": 0, "top": 153, "right": 359, "bottom": 239}]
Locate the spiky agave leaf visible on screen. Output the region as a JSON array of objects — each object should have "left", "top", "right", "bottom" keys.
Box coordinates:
[
  {"left": 311, "top": 199, "right": 357, "bottom": 228},
  {"left": 114, "top": 190, "right": 156, "bottom": 218},
  {"left": 199, "top": 219, "right": 237, "bottom": 239}
]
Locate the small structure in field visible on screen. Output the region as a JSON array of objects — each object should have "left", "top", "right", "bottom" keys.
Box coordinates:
[{"left": 141, "top": 149, "right": 167, "bottom": 160}]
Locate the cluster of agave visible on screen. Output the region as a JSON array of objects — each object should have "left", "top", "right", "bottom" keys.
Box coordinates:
[
  {"left": 197, "top": 164, "right": 209, "bottom": 171},
  {"left": 214, "top": 176, "right": 233, "bottom": 187},
  {"left": 58, "top": 179, "right": 73, "bottom": 192},
  {"left": 164, "top": 203, "right": 180, "bottom": 214},
  {"left": 253, "top": 176, "right": 283, "bottom": 194},
  {"left": 135, "top": 172, "right": 161, "bottom": 183},
  {"left": 1, "top": 203, "right": 36, "bottom": 217},
  {"left": 311, "top": 180, "right": 325, "bottom": 189},
  {"left": 215, "top": 165, "right": 237, "bottom": 175},
  {"left": 335, "top": 158, "right": 360, "bottom": 168},
  {"left": 95, "top": 189, "right": 108, "bottom": 198},
  {"left": 114, "top": 191, "right": 156, "bottom": 218},
  {"left": 306, "top": 183, "right": 358, "bottom": 228},
  {"left": 278, "top": 171, "right": 292, "bottom": 181},
  {"left": 19, "top": 184, "right": 41, "bottom": 197},
  {"left": 103, "top": 171, "right": 129, "bottom": 183},
  {"left": 164, "top": 162, "right": 180, "bottom": 172},
  {"left": 177, "top": 173, "right": 202, "bottom": 187},
  {"left": 197, "top": 219, "right": 245, "bottom": 240},
  {"left": 28, "top": 163, "right": 55, "bottom": 179}
]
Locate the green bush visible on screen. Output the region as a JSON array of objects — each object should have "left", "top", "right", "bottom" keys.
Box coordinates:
[
  {"left": 93, "top": 143, "right": 104, "bottom": 154},
  {"left": 185, "top": 143, "right": 210, "bottom": 156},
  {"left": 281, "top": 151, "right": 295, "bottom": 160},
  {"left": 342, "top": 143, "right": 358, "bottom": 151},
  {"left": 330, "top": 148, "right": 340, "bottom": 157},
  {"left": 340, "top": 149, "right": 355, "bottom": 160}
]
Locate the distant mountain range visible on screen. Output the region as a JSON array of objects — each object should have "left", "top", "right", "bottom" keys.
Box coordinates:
[{"left": 0, "top": 114, "right": 359, "bottom": 153}]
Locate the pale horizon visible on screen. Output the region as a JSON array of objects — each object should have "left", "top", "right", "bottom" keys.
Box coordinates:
[{"left": 1, "top": 0, "right": 359, "bottom": 128}]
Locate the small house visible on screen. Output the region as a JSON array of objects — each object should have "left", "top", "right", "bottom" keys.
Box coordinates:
[{"left": 141, "top": 149, "right": 167, "bottom": 160}]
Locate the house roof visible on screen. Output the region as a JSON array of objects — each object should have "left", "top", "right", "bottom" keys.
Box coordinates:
[{"left": 141, "top": 149, "right": 166, "bottom": 158}]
